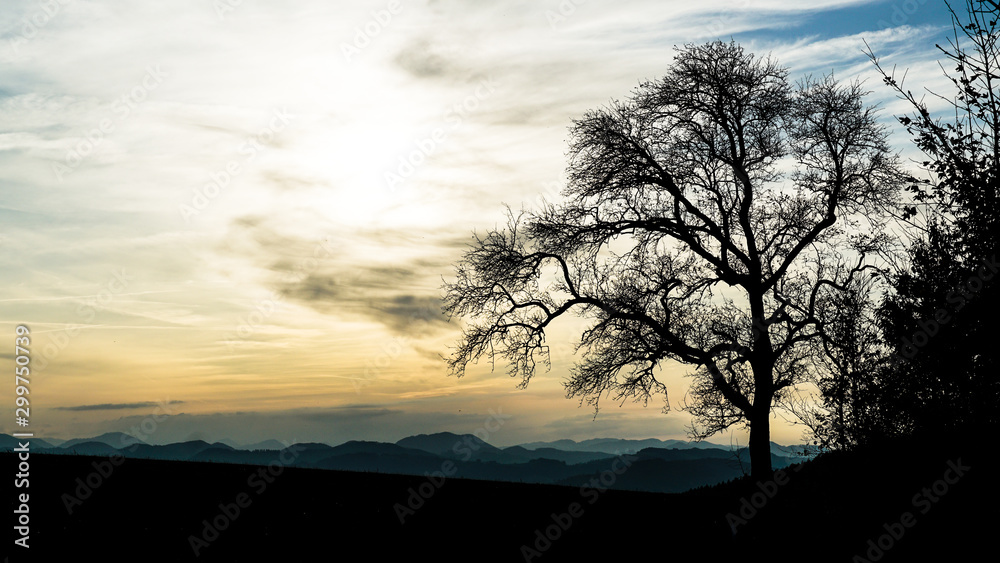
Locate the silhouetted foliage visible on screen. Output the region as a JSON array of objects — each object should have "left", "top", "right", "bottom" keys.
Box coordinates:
[
  {"left": 866, "top": 0, "right": 1000, "bottom": 436},
  {"left": 803, "top": 278, "right": 893, "bottom": 449},
  {"left": 444, "top": 41, "right": 904, "bottom": 478}
]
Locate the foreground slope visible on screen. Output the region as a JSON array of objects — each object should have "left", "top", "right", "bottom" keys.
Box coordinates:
[{"left": 4, "top": 430, "right": 991, "bottom": 561}]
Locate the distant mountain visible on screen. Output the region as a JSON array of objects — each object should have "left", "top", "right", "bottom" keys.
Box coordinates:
[
  {"left": 517, "top": 438, "right": 579, "bottom": 450},
  {"left": 395, "top": 432, "right": 502, "bottom": 459},
  {"left": 315, "top": 440, "right": 466, "bottom": 474},
  {"left": 186, "top": 445, "right": 322, "bottom": 466},
  {"left": 517, "top": 437, "right": 817, "bottom": 459},
  {"left": 769, "top": 442, "right": 819, "bottom": 458},
  {"left": 317, "top": 452, "right": 446, "bottom": 474},
  {"left": 60, "top": 441, "right": 121, "bottom": 456},
  {"left": 26, "top": 431, "right": 812, "bottom": 494},
  {"left": 0, "top": 434, "right": 57, "bottom": 450},
  {"left": 240, "top": 439, "right": 288, "bottom": 451},
  {"left": 329, "top": 440, "right": 439, "bottom": 458},
  {"left": 499, "top": 445, "right": 614, "bottom": 465},
  {"left": 126, "top": 440, "right": 234, "bottom": 460},
  {"left": 191, "top": 446, "right": 264, "bottom": 464},
  {"left": 635, "top": 446, "right": 743, "bottom": 463},
  {"left": 215, "top": 438, "right": 244, "bottom": 449},
  {"left": 285, "top": 442, "right": 340, "bottom": 466},
  {"left": 517, "top": 437, "right": 725, "bottom": 454},
  {"left": 60, "top": 432, "right": 147, "bottom": 450},
  {"left": 204, "top": 438, "right": 301, "bottom": 452}
]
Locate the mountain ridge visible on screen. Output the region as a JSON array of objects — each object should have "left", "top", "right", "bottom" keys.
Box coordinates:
[{"left": 0, "top": 431, "right": 813, "bottom": 494}]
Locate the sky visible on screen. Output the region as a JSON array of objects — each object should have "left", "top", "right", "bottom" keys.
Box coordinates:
[{"left": 0, "top": 0, "right": 958, "bottom": 447}]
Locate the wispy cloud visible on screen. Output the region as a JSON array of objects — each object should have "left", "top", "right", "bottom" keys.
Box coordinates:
[{"left": 56, "top": 400, "right": 186, "bottom": 412}]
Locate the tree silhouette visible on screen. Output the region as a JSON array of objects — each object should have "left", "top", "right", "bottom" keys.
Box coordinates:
[
  {"left": 800, "top": 276, "right": 908, "bottom": 450},
  {"left": 866, "top": 0, "right": 1000, "bottom": 434},
  {"left": 444, "top": 41, "right": 903, "bottom": 478}
]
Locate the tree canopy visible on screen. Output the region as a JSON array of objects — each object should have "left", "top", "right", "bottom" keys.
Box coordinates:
[
  {"left": 855, "top": 0, "right": 1000, "bottom": 438},
  {"left": 444, "top": 40, "right": 904, "bottom": 478}
]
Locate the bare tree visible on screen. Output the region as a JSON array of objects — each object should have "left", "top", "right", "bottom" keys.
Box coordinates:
[
  {"left": 443, "top": 41, "right": 903, "bottom": 479},
  {"left": 800, "top": 275, "right": 906, "bottom": 450}
]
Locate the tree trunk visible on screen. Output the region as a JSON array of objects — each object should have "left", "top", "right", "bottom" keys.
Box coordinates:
[
  {"left": 748, "top": 405, "right": 772, "bottom": 480},
  {"left": 747, "top": 292, "right": 774, "bottom": 480},
  {"left": 748, "top": 355, "right": 774, "bottom": 480}
]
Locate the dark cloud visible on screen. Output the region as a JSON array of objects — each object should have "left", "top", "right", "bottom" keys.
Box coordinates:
[
  {"left": 394, "top": 39, "right": 455, "bottom": 78},
  {"left": 373, "top": 293, "right": 450, "bottom": 333},
  {"left": 56, "top": 401, "right": 185, "bottom": 412},
  {"left": 279, "top": 270, "right": 451, "bottom": 335},
  {"left": 280, "top": 273, "right": 346, "bottom": 302},
  {"left": 223, "top": 215, "right": 456, "bottom": 336}
]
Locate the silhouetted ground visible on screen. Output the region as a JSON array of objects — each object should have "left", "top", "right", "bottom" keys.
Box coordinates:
[{"left": 3, "top": 429, "right": 992, "bottom": 562}]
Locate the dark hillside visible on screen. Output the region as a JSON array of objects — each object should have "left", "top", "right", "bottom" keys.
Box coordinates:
[{"left": 4, "top": 429, "right": 991, "bottom": 561}]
